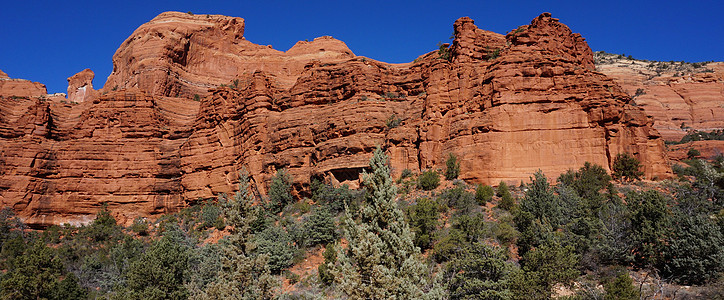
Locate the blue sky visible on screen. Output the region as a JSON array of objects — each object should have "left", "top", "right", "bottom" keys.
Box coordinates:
[{"left": 1, "top": 0, "right": 721, "bottom": 94}]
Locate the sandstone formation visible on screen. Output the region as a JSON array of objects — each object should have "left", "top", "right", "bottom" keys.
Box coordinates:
[
  {"left": 0, "top": 12, "right": 672, "bottom": 227},
  {"left": 0, "top": 69, "right": 48, "bottom": 98},
  {"left": 104, "top": 12, "right": 355, "bottom": 98},
  {"left": 595, "top": 53, "right": 724, "bottom": 141},
  {"left": 667, "top": 140, "right": 724, "bottom": 162},
  {"left": 67, "top": 69, "right": 98, "bottom": 103}
]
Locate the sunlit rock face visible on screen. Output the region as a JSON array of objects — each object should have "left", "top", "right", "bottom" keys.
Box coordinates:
[
  {"left": 595, "top": 52, "right": 724, "bottom": 142},
  {"left": 0, "top": 12, "right": 671, "bottom": 227}
]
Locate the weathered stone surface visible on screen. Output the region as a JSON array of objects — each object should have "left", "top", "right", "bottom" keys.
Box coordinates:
[
  {"left": 595, "top": 53, "right": 724, "bottom": 141},
  {"left": 667, "top": 141, "right": 724, "bottom": 161},
  {"left": 104, "top": 12, "right": 354, "bottom": 98},
  {"left": 0, "top": 70, "right": 48, "bottom": 98},
  {"left": 67, "top": 69, "right": 98, "bottom": 103},
  {"left": 0, "top": 12, "right": 672, "bottom": 227}
]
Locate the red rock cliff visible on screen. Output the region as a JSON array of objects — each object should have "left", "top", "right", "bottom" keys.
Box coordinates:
[
  {"left": 595, "top": 53, "right": 724, "bottom": 141},
  {"left": 0, "top": 12, "right": 671, "bottom": 227}
]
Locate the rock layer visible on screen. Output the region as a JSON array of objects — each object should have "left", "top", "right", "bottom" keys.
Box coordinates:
[
  {"left": 0, "top": 70, "right": 48, "bottom": 98},
  {"left": 0, "top": 12, "right": 671, "bottom": 227},
  {"left": 595, "top": 53, "right": 724, "bottom": 141},
  {"left": 67, "top": 69, "right": 98, "bottom": 103}
]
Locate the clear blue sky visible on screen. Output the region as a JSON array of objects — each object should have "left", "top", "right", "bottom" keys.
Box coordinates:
[{"left": 1, "top": 0, "right": 721, "bottom": 94}]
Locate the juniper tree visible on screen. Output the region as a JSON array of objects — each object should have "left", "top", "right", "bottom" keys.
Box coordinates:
[
  {"left": 332, "top": 146, "right": 442, "bottom": 299},
  {"left": 199, "top": 169, "right": 277, "bottom": 300}
]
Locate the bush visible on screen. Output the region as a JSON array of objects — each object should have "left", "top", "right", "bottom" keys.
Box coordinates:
[
  {"left": 301, "top": 208, "right": 336, "bottom": 247},
  {"left": 687, "top": 148, "right": 701, "bottom": 159},
  {"left": 318, "top": 243, "right": 337, "bottom": 285},
  {"left": 475, "top": 184, "right": 494, "bottom": 205},
  {"left": 627, "top": 190, "right": 672, "bottom": 267},
  {"left": 200, "top": 201, "right": 222, "bottom": 230},
  {"left": 408, "top": 198, "right": 439, "bottom": 250},
  {"left": 255, "top": 225, "right": 295, "bottom": 273},
  {"left": 399, "top": 169, "right": 413, "bottom": 180},
  {"left": 83, "top": 204, "right": 121, "bottom": 243},
  {"left": 130, "top": 217, "right": 149, "bottom": 236},
  {"left": 417, "top": 170, "right": 440, "bottom": 191},
  {"left": 268, "top": 169, "right": 293, "bottom": 214},
  {"left": 603, "top": 272, "right": 639, "bottom": 300},
  {"left": 612, "top": 153, "right": 644, "bottom": 182},
  {"left": 445, "top": 153, "right": 461, "bottom": 180},
  {"left": 497, "top": 182, "right": 515, "bottom": 211},
  {"left": 439, "top": 185, "right": 476, "bottom": 215},
  {"left": 311, "top": 179, "right": 363, "bottom": 214},
  {"left": 662, "top": 214, "right": 724, "bottom": 285},
  {"left": 385, "top": 114, "right": 402, "bottom": 129},
  {"left": 447, "top": 242, "right": 516, "bottom": 299}
]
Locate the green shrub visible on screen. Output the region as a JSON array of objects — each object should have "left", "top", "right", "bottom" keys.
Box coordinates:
[
  {"left": 385, "top": 114, "right": 402, "bottom": 129},
  {"left": 318, "top": 243, "right": 337, "bottom": 285},
  {"left": 408, "top": 198, "right": 439, "bottom": 250},
  {"left": 475, "top": 184, "right": 494, "bottom": 205},
  {"left": 130, "top": 217, "right": 149, "bottom": 236},
  {"left": 497, "top": 182, "right": 515, "bottom": 211},
  {"left": 438, "top": 42, "right": 451, "bottom": 61},
  {"left": 121, "top": 230, "right": 190, "bottom": 298},
  {"left": 687, "top": 148, "right": 701, "bottom": 159},
  {"left": 627, "top": 190, "right": 672, "bottom": 267},
  {"left": 439, "top": 185, "right": 476, "bottom": 215},
  {"left": 447, "top": 242, "right": 517, "bottom": 299},
  {"left": 445, "top": 153, "right": 461, "bottom": 180},
  {"left": 662, "top": 213, "right": 724, "bottom": 285},
  {"left": 302, "top": 208, "right": 336, "bottom": 247},
  {"left": 268, "top": 169, "right": 293, "bottom": 214},
  {"left": 200, "top": 201, "right": 222, "bottom": 230},
  {"left": 612, "top": 153, "right": 644, "bottom": 182},
  {"left": 311, "top": 180, "right": 363, "bottom": 214},
  {"left": 255, "top": 225, "right": 295, "bottom": 273},
  {"left": 399, "top": 169, "right": 413, "bottom": 180},
  {"left": 83, "top": 204, "right": 121, "bottom": 243},
  {"left": 603, "top": 272, "right": 639, "bottom": 300},
  {"left": 417, "top": 170, "right": 440, "bottom": 191}
]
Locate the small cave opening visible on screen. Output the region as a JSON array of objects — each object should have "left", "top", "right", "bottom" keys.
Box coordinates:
[{"left": 330, "top": 167, "right": 368, "bottom": 184}]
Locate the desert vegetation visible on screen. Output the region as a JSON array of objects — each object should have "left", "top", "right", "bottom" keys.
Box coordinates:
[{"left": 1, "top": 150, "right": 723, "bottom": 299}]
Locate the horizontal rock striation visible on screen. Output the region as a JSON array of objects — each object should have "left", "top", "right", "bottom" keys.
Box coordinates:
[
  {"left": 0, "top": 12, "right": 671, "bottom": 227},
  {"left": 595, "top": 53, "right": 724, "bottom": 141}
]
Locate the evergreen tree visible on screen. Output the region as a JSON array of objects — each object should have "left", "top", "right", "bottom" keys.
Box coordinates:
[
  {"left": 603, "top": 272, "right": 639, "bottom": 300},
  {"left": 475, "top": 184, "right": 494, "bottom": 205},
  {"left": 627, "top": 190, "right": 672, "bottom": 268},
  {"left": 200, "top": 169, "right": 277, "bottom": 299},
  {"left": 119, "top": 229, "right": 190, "bottom": 300},
  {"left": 267, "top": 169, "right": 293, "bottom": 214},
  {"left": 445, "top": 153, "right": 461, "bottom": 180},
  {"left": 496, "top": 182, "right": 515, "bottom": 211},
  {"left": 408, "top": 197, "right": 439, "bottom": 250},
  {"left": 446, "top": 242, "right": 516, "bottom": 299},
  {"left": 612, "top": 153, "right": 644, "bottom": 182},
  {"left": 332, "top": 146, "right": 442, "bottom": 299}
]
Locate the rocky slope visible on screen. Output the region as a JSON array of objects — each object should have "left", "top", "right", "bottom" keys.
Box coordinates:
[
  {"left": 595, "top": 52, "right": 724, "bottom": 141},
  {"left": 0, "top": 12, "right": 671, "bottom": 227}
]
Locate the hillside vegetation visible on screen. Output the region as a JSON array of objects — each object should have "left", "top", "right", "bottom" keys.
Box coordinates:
[{"left": 1, "top": 149, "right": 723, "bottom": 299}]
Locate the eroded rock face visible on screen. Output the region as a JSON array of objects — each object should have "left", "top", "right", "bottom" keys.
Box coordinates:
[
  {"left": 0, "top": 12, "right": 672, "bottom": 227},
  {"left": 595, "top": 53, "right": 724, "bottom": 141},
  {"left": 104, "top": 12, "right": 354, "bottom": 98},
  {"left": 67, "top": 69, "right": 98, "bottom": 103},
  {"left": 0, "top": 70, "right": 48, "bottom": 98}
]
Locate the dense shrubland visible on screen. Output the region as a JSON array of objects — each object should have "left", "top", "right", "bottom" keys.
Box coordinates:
[{"left": 1, "top": 152, "right": 723, "bottom": 299}]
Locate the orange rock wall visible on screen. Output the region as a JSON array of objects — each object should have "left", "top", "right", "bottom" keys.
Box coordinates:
[
  {"left": 596, "top": 57, "right": 724, "bottom": 141},
  {"left": 0, "top": 12, "right": 672, "bottom": 227}
]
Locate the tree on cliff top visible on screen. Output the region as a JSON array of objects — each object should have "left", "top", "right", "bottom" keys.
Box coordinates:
[{"left": 332, "top": 146, "right": 442, "bottom": 299}]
